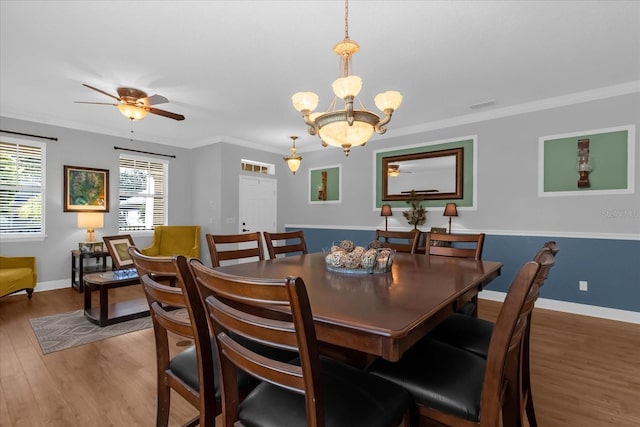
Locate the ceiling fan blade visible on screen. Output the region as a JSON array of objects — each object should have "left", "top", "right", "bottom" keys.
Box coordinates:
[
  {"left": 74, "top": 101, "right": 118, "bottom": 105},
  {"left": 82, "top": 84, "right": 121, "bottom": 101},
  {"left": 148, "top": 107, "right": 185, "bottom": 121},
  {"left": 146, "top": 94, "right": 169, "bottom": 105}
]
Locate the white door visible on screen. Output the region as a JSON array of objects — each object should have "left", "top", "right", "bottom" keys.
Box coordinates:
[{"left": 239, "top": 175, "right": 277, "bottom": 261}]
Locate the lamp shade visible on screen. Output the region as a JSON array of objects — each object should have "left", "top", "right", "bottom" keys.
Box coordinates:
[
  {"left": 117, "top": 104, "right": 148, "bottom": 120},
  {"left": 374, "top": 91, "right": 403, "bottom": 111},
  {"left": 332, "top": 75, "right": 362, "bottom": 99},
  {"left": 443, "top": 203, "right": 458, "bottom": 217},
  {"left": 380, "top": 204, "right": 393, "bottom": 217},
  {"left": 77, "top": 212, "right": 104, "bottom": 229},
  {"left": 292, "top": 92, "right": 319, "bottom": 112}
]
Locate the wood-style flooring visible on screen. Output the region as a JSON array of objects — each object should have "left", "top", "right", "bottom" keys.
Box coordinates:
[{"left": 1, "top": 286, "right": 639, "bottom": 426}]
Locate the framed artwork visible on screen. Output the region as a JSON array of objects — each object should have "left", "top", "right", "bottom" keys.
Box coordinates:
[
  {"left": 103, "top": 235, "right": 135, "bottom": 270},
  {"left": 64, "top": 165, "right": 109, "bottom": 212},
  {"left": 309, "top": 165, "right": 341, "bottom": 203},
  {"left": 538, "top": 125, "right": 635, "bottom": 197}
]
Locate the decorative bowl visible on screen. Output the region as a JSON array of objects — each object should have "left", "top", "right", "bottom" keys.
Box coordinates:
[{"left": 323, "top": 240, "right": 395, "bottom": 275}]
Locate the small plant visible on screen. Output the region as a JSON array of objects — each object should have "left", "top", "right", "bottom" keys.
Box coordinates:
[{"left": 402, "top": 190, "right": 426, "bottom": 229}]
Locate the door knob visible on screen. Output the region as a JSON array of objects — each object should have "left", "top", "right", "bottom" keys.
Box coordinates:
[{"left": 242, "top": 228, "right": 250, "bottom": 232}]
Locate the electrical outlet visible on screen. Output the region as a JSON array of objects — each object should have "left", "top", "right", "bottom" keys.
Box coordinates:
[{"left": 579, "top": 280, "right": 588, "bottom": 291}]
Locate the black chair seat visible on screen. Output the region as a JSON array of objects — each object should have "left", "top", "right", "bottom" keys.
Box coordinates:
[
  {"left": 170, "top": 340, "right": 295, "bottom": 398},
  {"left": 368, "top": 338, "right": 486, "bottom": 422},
  {"left": 426, "top": 312, "right": 493, "bottom": 358},
  {"left": 239, "top": 356, "right": 412, "bottom": 427}
]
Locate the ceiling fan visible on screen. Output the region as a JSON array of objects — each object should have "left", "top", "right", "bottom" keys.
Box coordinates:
[
  {"left": 75, "top": 84, "right": 185, "bottom": 121},
  {"left": 387, "top": 164, "right": 412, "bottom": 177}
]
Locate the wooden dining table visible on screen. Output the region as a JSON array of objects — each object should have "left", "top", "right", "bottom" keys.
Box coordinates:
[{"left": 214, "top": 252, "right": 502, "bottom": 362}]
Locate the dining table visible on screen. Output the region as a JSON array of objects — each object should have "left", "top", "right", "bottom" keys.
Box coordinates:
[{"left": 214, "top": 252, "right": 502, "bottom": 363}]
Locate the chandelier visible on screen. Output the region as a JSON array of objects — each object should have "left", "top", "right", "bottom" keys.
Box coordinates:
[
  {"left": 292, "top": 0, "right": 402, "bottom": 156},
  {"left": 283, "top": 136, "right": 302, "bottom": 174}
]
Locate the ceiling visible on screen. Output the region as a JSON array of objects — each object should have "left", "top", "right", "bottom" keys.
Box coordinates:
[{"left": 1, "top": 1, "right": 639, "bottom": 154}]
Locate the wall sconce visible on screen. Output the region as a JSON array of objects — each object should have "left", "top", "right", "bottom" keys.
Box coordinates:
[
  {"left": 380, "top": 204, "right": 393, "bottom": 231},
  {"left": 577, "top": 138, "right": 592, "bottom": 188},
  {"left": 443, "top": 203, "right": 458, "bottom": 234},
  {"left": 77, "top": 212, "right": 104, "bottom": 242}
]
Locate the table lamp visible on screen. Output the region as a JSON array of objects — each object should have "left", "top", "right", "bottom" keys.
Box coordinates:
[
  {"left": 443, "top": 203, "right": 458, "bottom": 234},
  {"left": 380, "top": 204, "right": 393, "bottom": 231},
  {"left": 77, "top": 212, "right": 104, "bottom": 243}
]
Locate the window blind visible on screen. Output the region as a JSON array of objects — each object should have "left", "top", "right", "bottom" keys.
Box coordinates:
[
  {"left": 119, "top": 156, "right": 167, "bottom": 231},
  {"left": 0, "top": 140, "right": 45, "bottom": 236}
]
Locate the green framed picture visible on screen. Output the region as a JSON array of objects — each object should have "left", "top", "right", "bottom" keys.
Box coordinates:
[
  {"left": 538, "top": 125, "right": 635, "bottom": 196},
  {"left": 309, "top": 165, "right": 341, "bottom": 203},
  {"left": 64, "top": 165, "right": 109, "bottom": 212}
]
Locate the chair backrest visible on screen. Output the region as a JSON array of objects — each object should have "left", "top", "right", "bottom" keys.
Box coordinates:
[
  {"left": 374, "top": 229, "right": 421, "bottom": 254},
  {"left": 532, "top": 243, "right": 559, "bottom": 287},
  {"left": 187, "top": 258, "right": 325, "bottom": 426},
  {"left": 264, "top": 230, "right": 308, "bottom": 259},
  {"left": 206, "top": 232, "right": 264, "bottom": 267},
  {"left": 479, "top": 260, "right": 541, "bottom": 427},
  {"left": 425, "top": 232, "right": 485, "bottom": 260},
  {"left": 128, "top": 248, "right": 217, "bottom": 426}
]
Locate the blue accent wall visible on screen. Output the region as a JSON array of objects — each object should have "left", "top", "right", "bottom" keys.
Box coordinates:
[{"left": 289, "top": 227, "right": 640, "bottom": 313}]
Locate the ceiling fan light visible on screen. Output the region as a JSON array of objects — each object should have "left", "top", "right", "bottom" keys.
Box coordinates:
[
  {"left": 117, "top": 104, "right": 148, "bottom": 120},
  {"left": 292, "top": 92, "right": 319, "bottom": 112},
  {"left": 374, "top": 91, "right": 403, "bottom": 111},
  {"left": 332, "top": 75, "right": 362, "bottom": 99}
]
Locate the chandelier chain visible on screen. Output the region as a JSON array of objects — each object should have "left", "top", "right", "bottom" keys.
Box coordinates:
[{"left": 344, "top": 0, "right": 350, "bottom": 40}]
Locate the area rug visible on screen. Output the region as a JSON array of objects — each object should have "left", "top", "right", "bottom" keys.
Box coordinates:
[{"left": 30, "top": 309, "right": 152, "bottom": 355}]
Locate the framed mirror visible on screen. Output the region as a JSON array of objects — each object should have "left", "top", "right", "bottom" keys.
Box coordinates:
[{"left": 382, "top": 148, "right": 464, "bottom": 201}]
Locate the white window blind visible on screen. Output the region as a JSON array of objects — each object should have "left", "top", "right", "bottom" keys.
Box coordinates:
[
  {"left": 119, "top": 155, "right": 167, "bottom": 231},
  {"left": 0, "top": 139, "right": 45, "bottom": 236}
]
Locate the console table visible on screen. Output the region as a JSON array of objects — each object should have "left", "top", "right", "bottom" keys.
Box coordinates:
[{"left": 71, "top": 250, "right": 110, "bottom": 292}]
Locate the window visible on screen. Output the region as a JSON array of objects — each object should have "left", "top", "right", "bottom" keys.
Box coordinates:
[
  {"left": 0, "top": 138, "right": 45, "bottom": 238},
  {"left": 119, "top": 155, "right": 167, "bottom": 231},
  {"left": 241, "top": 159, "right": 275, "bottom": 175}
]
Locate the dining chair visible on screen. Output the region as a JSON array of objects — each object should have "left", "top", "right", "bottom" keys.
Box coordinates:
[
  {"left": 425, "top": 231, "right": 485, "bottom": 259},
  {"left": 205, "top": 232, "right": 264, "bottom": 267},
  {"left": 187, "top": 258, "right": 413, "bottom": 427},
  {"left": 374, "top": 229, "right": 421, "bottom": 254},
  {"left": 264, "top": 230, "right": 308, "bottom": 259},
  {"left": 367, "top": 260, "right": 542, "bottom": 427},
  {"left": 425, "top": 231, "right": 486, "bottom": 316},
  {"left": 128, "top": 248, "right": 256, "bottom": 427},
  {"left": 425, "top": 242, "right": 559, "bottom": 427}
]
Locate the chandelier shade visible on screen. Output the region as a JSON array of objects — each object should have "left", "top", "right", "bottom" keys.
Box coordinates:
[{"left": 292, "top": 0, "right": 401, "bottom": 156}]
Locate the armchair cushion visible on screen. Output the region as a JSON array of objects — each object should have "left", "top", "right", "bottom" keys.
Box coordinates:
[
  {"left": 0, "top": 256, "right": 37, "bottom": 298},
  {"left": 140, "top": 226, "right": 200, "bottom": 258}
]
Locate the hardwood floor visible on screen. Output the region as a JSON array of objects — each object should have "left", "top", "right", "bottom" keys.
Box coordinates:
[{"left": 1, "top": 287, "right": 639, "bottom": 426}]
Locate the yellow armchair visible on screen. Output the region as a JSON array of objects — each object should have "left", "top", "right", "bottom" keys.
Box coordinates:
[
  {"left": 0, "top": 256, "right": 37, "bottom": 299},
  {"left": 140, "top": 225, "right": 201, "bottom": 258}
]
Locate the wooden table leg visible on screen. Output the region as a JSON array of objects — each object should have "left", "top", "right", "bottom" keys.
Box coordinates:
[{"left": 99, "top": 286, "right": 108, "bottom": 327}]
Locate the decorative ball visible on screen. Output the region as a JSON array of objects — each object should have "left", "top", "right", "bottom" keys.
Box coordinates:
[
  {"left": 376, "top": 249, "right": 392, "bottom": 269},
  {"left": 360, "top": 249, "right": 378, "bottom": 269},
  {"left": 326, "top": 250, "right": 345, "bottom": 267},
  {"left": 339, "top": 240, "right": 355, "bottom": 253},
  {"left": 330, "top": 245, "right": 341, "bottom": 253},
  {"left": 344, "top": 252, "right": 362, "bottom": 269},
  {"left": 352, "top": 246, "right": 366, "bottom": 258},
  {"left": 368, "top": 240, "right": 383, "bottom": 249}
]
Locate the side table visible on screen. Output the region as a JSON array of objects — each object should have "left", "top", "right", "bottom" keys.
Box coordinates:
[{"left": 71, "top": 250, "right": 110, "bottom": 292}]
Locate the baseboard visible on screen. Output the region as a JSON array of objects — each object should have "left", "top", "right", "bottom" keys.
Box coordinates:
[
  {"left": 33, "top": 279, "right": 71, "bottom": 293},
  {"left": 480, "top": 290, "right": 640, "bottom": 324}
]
